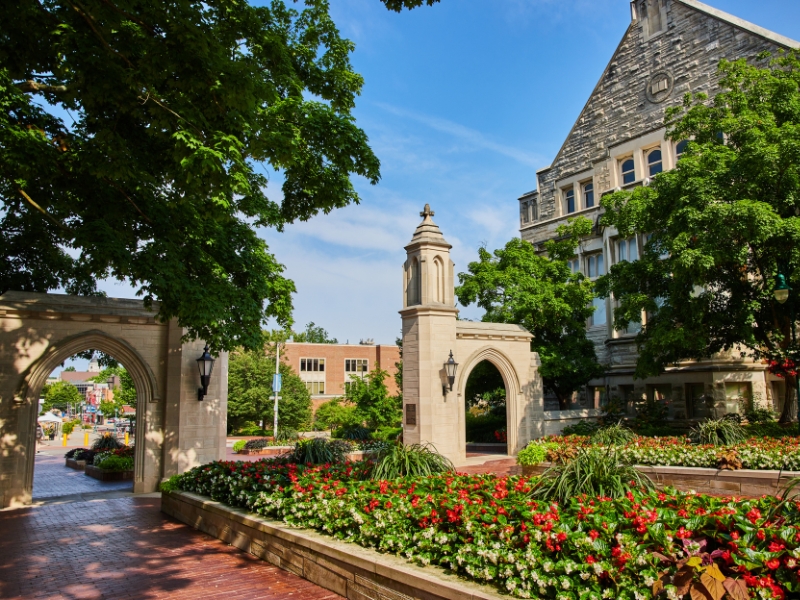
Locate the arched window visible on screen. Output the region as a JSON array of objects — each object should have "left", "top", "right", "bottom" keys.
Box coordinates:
[
  {"left": 676, "top": 140, "right": 689, "bottom": 160},
  {"left": 583, "top": 182, "right": 594, "bottom": 208},
  {"left": 433, "top": 256, "right": 444, "bottom": 304},
  {"left": 647, "top": 149, "right": 662, "bottom": 176},
  {"left": 620, "top": 158, "right": 635, "bottom": 185},
  {"left": 407, "top": 258, "right": 421, "bottom": 306}
]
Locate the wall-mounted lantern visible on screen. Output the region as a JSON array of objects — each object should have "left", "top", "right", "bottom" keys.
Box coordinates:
[
  {"left": 443, "top": 350, "right": 458, "bottom": 398},
  {"left": 196, "top": 344, "right": 215, "bottom": 401}
]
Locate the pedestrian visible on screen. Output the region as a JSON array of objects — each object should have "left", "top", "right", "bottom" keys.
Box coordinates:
[
  {"left": 35, "top": 423, "right": 45, "bottom": 452},
  {"left": 48, "top": 428, "right": 55, "bottom": 441}
]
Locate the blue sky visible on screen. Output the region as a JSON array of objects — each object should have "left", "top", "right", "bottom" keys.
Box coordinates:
[{"left": 95, "top": 0, "right": 800, "bottom": 350}]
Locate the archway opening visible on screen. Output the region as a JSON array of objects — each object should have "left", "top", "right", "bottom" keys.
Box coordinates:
[
  {"left": 33, "top": 349, "right": 139, "bottom": 501},
  {"left": 464, "top": 360, "right": 507, "bottom": 454}
]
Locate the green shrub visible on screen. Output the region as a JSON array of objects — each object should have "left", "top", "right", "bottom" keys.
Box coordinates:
[
  {"left": 745, "top": 407, "right": 776, "bottom": 424},
  {"left": 244, "top": 438, "right": 269, "bottom": 450},
  {"left": 691, "top": 418, "right": 746, "bottom": 446},
  {"left": 372, "top": 443, "right": 454, "bottom": 479},
  {"left": 333, "top": 424, "right": 372, "bottom": 440},
  {"left": 96, "top": 455, "right": 133, "bottom": 471},
  {"left": 234, "top": 424, "right": 272, "bottom": 436},
  {"left": 532, "top": 447, "right": 654, "bottom": 502},
  {"left": 634, "top": 423, "right": 680, "bottom": 437},
  {"left": 91, "top": 433, "right": 123, "bottom": 450},
  {"left": 517, "top": 442, "right": 554, "bottom": 466},
  {"left": 159, "top": 475, "right": 181, "bottom": 493},
  {"left": 371, "top": 426, "right": 403, "bottom": 442},
  {"left": 561, "top": 420, "right": 600, "bottom": 436},
  {"left": 232, "top": 440, "right": 247, "bottom": 453},
  {"left": 745, "top": 422, "right": 798, "bottom": 438},
  {"left": 292, "top": 438, "right": 353, "bottom": 464},
  {"left": 275, "top": 428, "right": 300, "bottom": 442},
  {"left": 633, "top": 396, "right": 669, "bottom": 430},
  {"left": 61, "top": 420, "right": 80, "bottom": 435},
  {"left": 464, "top": 412, "right": 506, "bottom": 443},
  {"left": 591, "top": 421, "right": 635, "bottom": 445}
]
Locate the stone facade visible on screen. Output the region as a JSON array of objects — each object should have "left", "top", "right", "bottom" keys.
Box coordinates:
[
  {"left": 518, "top": 0, "right": 800, "bottom": 418},
  {"left": 0, "top": 291, "right": 227, "bottom": 508}
]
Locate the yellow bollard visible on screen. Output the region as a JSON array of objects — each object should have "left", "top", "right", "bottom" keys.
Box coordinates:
[
  {"left": 84, "top": 432, "right": 89, "bottom": 447},
  {"left": 62, "top": 433, "right": 67, "bottom": 447},
  {"left": 124, "top": 432, "right": 129, "bottom": 446}
]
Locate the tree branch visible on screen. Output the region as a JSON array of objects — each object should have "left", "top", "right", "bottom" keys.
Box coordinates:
[
  {"left": 16, "top": 80, "right": 68, "bottom": 94},
  {"left": 18, "top": 189, "right": 73, "bottom": 233},
  {"left": 102, "top": 178, "right": 152, "bottom": 224},
  {"left": 67, "top": 0, "right": 133, "bottom": 68}
]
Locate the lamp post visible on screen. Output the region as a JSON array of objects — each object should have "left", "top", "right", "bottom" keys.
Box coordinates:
[
  {"left": 443, "top": 350, "right": 458, "bottom": 398},
  {"left": 196, "top": 345, "right": 215, "bottom": 401},
  {"left": 773, "top": 273, "right": 800, "bottom": 433}
]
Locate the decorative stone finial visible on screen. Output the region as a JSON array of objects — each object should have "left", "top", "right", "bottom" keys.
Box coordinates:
[{"left": 420, "top": 204, "right": 434, "bottom": 219}]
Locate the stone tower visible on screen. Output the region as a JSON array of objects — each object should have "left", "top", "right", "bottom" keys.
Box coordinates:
[{"left": 400, "top": 205, "right": 461, "bottom": 460}]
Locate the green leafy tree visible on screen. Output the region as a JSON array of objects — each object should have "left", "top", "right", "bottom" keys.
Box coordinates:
[
  {"left": 227, "top": 345, "right": 312, "bottom": 433},
  {"left": 63, "top": 366, "right": 76, "bottom": 372},
  {"left": 88, "top": 366, "right": 137, "bottom": 411},
  {"left": 456, "top": 217, "right": 606, "bottom": 410},
  {"left": 1, "top": 0, "right": 390, "bottom": 352},
  {"left": 344, "top": 367, "right": 401, "bottom": 429},
  {"left": 313, "top": 398, "right": 358, "bottom": 430},
  {"left": 42, "top": 380, "right": 82, "bottom": 413},
  {"left": 292, "top": 322, "right": 338, "bottom": 344},
  {"left": 464, "top": 361, "right": 506, "bottom": 411},
  {"left": 597, "top": 52, "right": 800, "bottom": 423}
]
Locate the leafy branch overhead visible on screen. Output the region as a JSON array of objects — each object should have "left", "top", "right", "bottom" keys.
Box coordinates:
[{"left": 0, "top": 0, "right": 390, "bottom": 351}]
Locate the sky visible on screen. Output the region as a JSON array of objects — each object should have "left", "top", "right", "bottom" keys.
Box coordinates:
[{"left": 92, "top": 0, "right": 800, "bottom": 352}]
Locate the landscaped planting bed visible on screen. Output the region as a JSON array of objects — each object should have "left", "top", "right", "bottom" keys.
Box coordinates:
[
  {"left": 170, "top": 458, "right": 800, "bottom": 600},
  {"left": 519, "top": 436, "right": 800, "bottom": 471}
]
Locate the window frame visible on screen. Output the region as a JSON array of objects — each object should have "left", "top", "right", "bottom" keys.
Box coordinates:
[
  {"left": 620, "top": 157, "right": 636, "bottom": 185},
  {"left": 564, "top": 188, "right": 576, "bottom": 214},
  {"left": 646, "top": 147, "right": 663, "bottom": 177},
  {"left": 299, "top": 357, "right": 326, "bottom": 372},
  {"left": 582, "top": 181, "right": 595, "bottom": 208}
]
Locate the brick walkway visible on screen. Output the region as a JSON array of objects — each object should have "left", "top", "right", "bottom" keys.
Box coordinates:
[{"left": 33, "top": 454, "right": 133, "bottom": 499}]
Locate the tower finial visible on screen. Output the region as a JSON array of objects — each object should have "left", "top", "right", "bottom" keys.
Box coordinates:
[{"left": 420, "top": 204, "right": 434, "bottom": 219}]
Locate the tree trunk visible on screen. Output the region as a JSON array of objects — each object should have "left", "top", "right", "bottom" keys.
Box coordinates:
[
  {"left": 557, "top": 393, "right": 570, "bottom": 411},
  {"left": 779, "top": 376, "right": 797, "bottom": 424}
]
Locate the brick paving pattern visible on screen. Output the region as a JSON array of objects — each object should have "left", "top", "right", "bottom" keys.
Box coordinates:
[
  {"left": 33, "top": 454, "right": 133, "bottom": 499},
  {"left": 0, "top": 496, "right": 343, "bottom": 600}
]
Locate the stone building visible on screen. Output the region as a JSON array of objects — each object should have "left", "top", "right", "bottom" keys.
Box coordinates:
[{"left": 518, "top": 0, "right": 799, "bottom": 418}]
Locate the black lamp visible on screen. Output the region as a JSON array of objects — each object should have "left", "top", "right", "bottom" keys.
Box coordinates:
[
  {"left": 197, "top": 344, "right": 215, "bottom": 401},
  {"left": 444, "top": 350, "right": 458, "bottom": 393}
]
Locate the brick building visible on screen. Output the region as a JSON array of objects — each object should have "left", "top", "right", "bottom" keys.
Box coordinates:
[
  {"left": 281, "top": 342, "right": 401, "bottom": 411},
  {"left": 518, "top": 0, "right": 798, "bottom": 417}
]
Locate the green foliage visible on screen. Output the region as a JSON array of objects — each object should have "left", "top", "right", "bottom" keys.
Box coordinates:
[
  {"left": 370, "top": 426, "right": 403, "bottom": 442},
  {"left": 61, "top": 419, "right": 80, "bottom": 436},
  {"left": 95, "top": 455, "right": 133, "bottom": 472},
  {"left": 292, "top": 438, "right": 352, "bottom": 465},
  {"left": 464, "top": 361, "right": 506, "bottom": 409},
  {"left": 42, "top": 380, "right": 82, "bottom": 413},
  {"left": 745, "top": 406, "right": 777, "bottom": 424},
  {"left": 159, "top": 475, "right": 182, "bottom": 493},
  {"left": 63, "top": 366, "right": 76, "bottom": 372},
  {"left": 634, "top": 423, "right": 680, "bottom": 437},
  {"left": 744, "top": 421, "right": 798, "bottom": 438},
  {"left": 464, "top": 411, "right": 506, "bottom": 443},
  {"left": 371, "top": 443, "right": 454, "bottom": 479},
  {"left": 632, "top": 396, "right": 669, "bottom": 431},
  {"left": 91, "top": 433, "right": 123, "bottom": 451},
  {"left": 227, "top": 345, "right": 312, "bottom": 434},
  {"left": 691, "top": 418, "right": 747, "bottom": 446},
  {"left": 516, "top": 441, "right": 555, "bottom": 466},
  {"left": 291, "top": 322, "right": 338, "bottom": 344},
  {"left": 591, "top": 422, "right": 635, "bottom": 445},
  {"left": 561, "top": 420, "right": 601, "bottom": 436},
  {"left": 334, "top": 424, "right": 372, "bottom": 440},
  {"left": 344, "top": 367, "right": 401, "bottom": 430},
  {"left": 275, "top": 428, "right": 300, "bottom": 442},
  {"left": 232, "top": 440, "right": 247, "bottom": 453},
  {"left": 456, "top": 219, "right": 605, "bottom": 410},
  {"left": 532, "top": 448, "right": 654, "bottom": 502},
  {"left": 88, "top": 366, "right": 137, "bottom": 410},
  {"left": 313, "top": 398, "right": 358, "bottom": 431},
  {"left": 232, "top": 424, "right": 272, "bottom": 437},
  {"left": 597, "top": 52, "right": 800, "bottom": 423},
  {"left": 0, "top": 0, "right": 386, "bottom": 352}
]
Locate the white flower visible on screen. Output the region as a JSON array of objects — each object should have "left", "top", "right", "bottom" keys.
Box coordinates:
[
  {"left": 644, "top": 576, "right": 655, "bottom": 587},
  {"left": 561, "top": 579, "right": 570, "bottom": 590}
]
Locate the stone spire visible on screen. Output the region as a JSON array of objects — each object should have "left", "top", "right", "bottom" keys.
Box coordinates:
[{"left": 407, "top": 204, "right": 450, "bottom": 249}]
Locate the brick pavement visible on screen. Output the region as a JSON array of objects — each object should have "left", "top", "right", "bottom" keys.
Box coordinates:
[
  {"left": 33, "top": 454, "right": 133, "bottom": 499},
  {"left": 0, "top": 495, "right": 343, "bottom": 600}
]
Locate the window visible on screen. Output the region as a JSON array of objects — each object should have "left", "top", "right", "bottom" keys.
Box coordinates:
[
  {"left": 583, "top": 182, "right": 594, "bottom": 208},
  {"left": 567, "top": 258, "right": 580, "bottom": 274},
  {"left": 300, "top": 358, "right": 325, "bottom": 394},
  {"left": 616, "top": 237, "right": 638, "bottom": 262},
  {"left": 687, "top": 383, "right": 712, "bottom": 419},
  {"left": 531, "top": 201, "right": 538, "bottom": 222},
  {"left": 585, "top": 253, "right": 604, "bottom": 278},
  {"left": 676, "top": 140, "right": 689, "bottom": 160},
  {"left": 590, "top": 297, "right": 606, "bottom": 326},
  {"left": 520, "top": 201, "right": 529, "bottom": 224},
  {"left": 407, "top": 258, "right": 421, "bottom": 306},
  {"left": 620, "top": 158, "right": 635, "bottom": 185},
  {"left": 305, "top": 381, "right": 325, "bottom": 395},
  {"left": 345, "top": 359, "right": 368, "bottom": 375},
  {"left": 565, "top": 189, "right": 576, "bottom": 214},
  {"left": 300, "top": 358, "right": 325, "bottom": 372},
  {"left": 646, "top": 148, "right": 663, "bottom": 176},
  {"left": 587, "top": 386, "right": 607, "bottom": 409}
]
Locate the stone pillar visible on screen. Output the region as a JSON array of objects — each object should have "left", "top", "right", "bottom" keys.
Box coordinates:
[{"left": 400, "top": 205, "right": 463, "bottom": 464}]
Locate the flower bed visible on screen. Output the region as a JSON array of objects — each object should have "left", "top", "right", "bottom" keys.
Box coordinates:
[
  {"left": 171, "top": 458, "right": 800, "bottom": 599},
  {"left": 518, "top": 436, "right": 800, "bottom": 471}
]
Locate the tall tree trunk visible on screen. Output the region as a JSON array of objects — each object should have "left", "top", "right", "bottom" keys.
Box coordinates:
[
  {"left": 779, "top": 377, "right": 797, "bottom": 424},
  {"left": 557, "top": 392, "right": 570, "bottom": 411}
]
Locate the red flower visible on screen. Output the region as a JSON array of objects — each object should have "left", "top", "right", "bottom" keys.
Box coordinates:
[
  {"left": 589, "top": 530, "right": 600, "bottom": 540},
  {"left": 586, "top": 555, "right": 597, "bottom": 564},
  {"left": 766, "top": 559, "right": 780, "bottom": 570}
]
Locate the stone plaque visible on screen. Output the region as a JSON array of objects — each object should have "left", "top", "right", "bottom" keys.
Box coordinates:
[
  {"left": 405, "top": 403, "right": 417, "bottom": 426},
  {"left": 645, "top": 69, "right": 674, "bottom": 104}
]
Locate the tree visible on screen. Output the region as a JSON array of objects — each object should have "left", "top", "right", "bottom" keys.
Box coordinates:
[
  {"left": 464, "top": 361, "right": 506, "bottom": 410},
  {"left": 42, "top": 380, "right": 82, "bottom": 413},
  {"left": 344, "top": 367, "right": 401, "bottom": 429},
  {"left": 456, "top": 217, "right": 606, "bottom": 410},
  {"left": 63, "top": 366, "right": 76, "bottom": 372},
  {"left": 227, "top": 345, "right": 312, "bottom": 433},
  {"left": 313, "top": 398, "right": 358, "bottom": 431},
  {"left": 88, "top": 366, "right": 137, "bottom": 411},
  {"left": 597, "top": 52, "right": 800, "bottom": 423},
  {"left": 1, "top": 0, "right": 387, "bottom": 352},
  {"left": 292, "top": 322, "right": 338, "bottom": 344}
]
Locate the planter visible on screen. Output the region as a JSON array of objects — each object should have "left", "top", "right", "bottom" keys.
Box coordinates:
[
  {"left": 162, "top": 490, "right": 503, "bottom": 600},
  {"left": 466, "top": 442, "right": 508, "bottom": 454},
  {"left": 237, "top": 446, "right": 292, "bottom": 456},
  {"left": 65, "top": 458, "right": 86, "bottom": 471},
  {"left": 520, "top": 463, "right": 800, "bottom": 497},
  {"left": 85, "top": 464, "right": 134, "bottom": 481}
]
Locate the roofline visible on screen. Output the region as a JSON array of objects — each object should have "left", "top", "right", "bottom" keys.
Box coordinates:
[
  {"left": 283, "top": 342, "right": 397, "bottom": 348},
  {"left": 676, "top": 0, "right": 800, "bottom": 49}
]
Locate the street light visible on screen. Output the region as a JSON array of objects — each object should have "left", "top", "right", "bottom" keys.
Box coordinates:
[
  {"left": 196, "top": 345, "right": 215, "bottom": 401},
  {"left": 774, "top": 273, "right": 790, "bottom": 304},
  {"left": 443, "top": 350, "right": 458, "bottom": 398},
  {"left": 773, "top": 273, "right": 800, "bottom": 434}
]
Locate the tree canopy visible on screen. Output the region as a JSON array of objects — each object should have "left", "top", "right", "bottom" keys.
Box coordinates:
[
  {"left": 0, "top": 0, "right": 393, "bottom": 352},
  {"left": 88, "top": 365, "right": 137, "bottom": 411},
  {"left": 456, "top": 217, "right": 605, "bottom": 410},
  {"left": 42, "top": 379, "right": 82, "bottom": 413},
  {"left": 597, "top": 52, "right": 800, "bottom": 422},
  {"left": 343, "top": 367, "right": 401, "bottom": 429}
]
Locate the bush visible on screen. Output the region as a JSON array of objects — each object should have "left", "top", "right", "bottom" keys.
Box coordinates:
[
  {"left": 633, "top": 396, "right": 669, "bottom": 430},
  {"left": 61, "top": 420, "right": 80, "bottom": 435},
  {"left": 633, "top": 423, "right": 680, "bottom": 437},
  {"left": 371, "top": 443, "right": 454, "bottom": 479},
  {"left": 333, "top": 424, "right": 371, "bottom": 440},
  {"left": 91, "top": 433, "right": 123, "bottom": 451},
  {"left": 516, "top": 442, "right": 554, "bottom": 466},
  {"left": 95, "top": 455, "right": 133, "bottom": 471},
  {"left": 159, "top": 475, "right": 181, "bottom": 493},
  {"left": 371, "top": 426, "right": 403, "bottom": 442},
  {"left": 64, "top": 448, "right": 82, "bottom": 458},
  {"left": 532, "top": 447, "right": 654, "bottom": 502},
  {"left": 745, "top": 421, "right": 798, "bottom": 438},
  {"left": 745, "top": 406, "right": 776, "bottom": 424},
  {"left": 234, "top": 424, "right": 272, "bottom": 436},
  {"left": 561, "top": 420, "right": 600, "bottom": 436},
  {"left": 464, "top": 412, "right": 506, "bottom": 443},
  {"left": 591, "top": 421, "right": 635, "bottom": 445},
  {"left": 275, "top": 428, "right": 300, "bottom": 442},
  {"left": 244, "top": 438, "right": 269, "bottom": 450},
  {"left": 691, "top": 418, "right": 746, "bottom": 446},
  {"left": 232, "top": 440, "right": 247, "bottom": 453},
  {"left": 74, "top": 449, "right": 98, "bottom": 464},
  {"left": 292, "top": 438, "right": 353, "bottom": 464}
]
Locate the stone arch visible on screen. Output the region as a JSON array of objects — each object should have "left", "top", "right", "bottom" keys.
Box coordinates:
[{"left": 15, "top": 329, "right": 160, "bottom": 503}]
